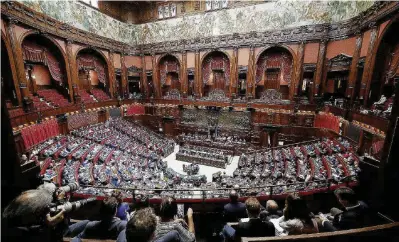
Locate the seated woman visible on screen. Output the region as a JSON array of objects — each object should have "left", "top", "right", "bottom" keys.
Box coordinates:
[{"left": 274, "top": 194, "right": 318, "bottom": 236}]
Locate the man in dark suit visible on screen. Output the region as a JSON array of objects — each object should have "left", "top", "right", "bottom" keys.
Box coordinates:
[
  {"left": 72, "top": 197, "right": 127, "bottom": 241},
  {"left": 320, "top": 187, "right": 371, "bottom": 232},
  {"left": 223, "top": 190, "right": 247, "bottom": 222},
  {"left": 221, "top": 197, "right": 275, "bottom": 240},
  {"left": 235, "top": 197, "right": 275, "bottom": 237}
]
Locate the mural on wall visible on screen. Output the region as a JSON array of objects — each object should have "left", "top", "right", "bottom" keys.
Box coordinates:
[
  {"left": 18, "top": 0, "right": 136, "bottom": 44},
  {"left": 135, "top": 1, "right": 375, "bottom": 45},
  {"left": 19, "top": 1, "right": 374, "bottom": 46}
]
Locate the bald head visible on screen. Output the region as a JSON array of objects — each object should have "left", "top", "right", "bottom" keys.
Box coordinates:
[{"left": 229, "top": 190, "right": 239, "bottom": 203}]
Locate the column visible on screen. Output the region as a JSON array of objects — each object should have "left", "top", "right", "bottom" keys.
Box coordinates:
[
  {"left": 314, "top": 39, "right": 327, "bottom": 96},
  {"left": 120, "top": 53, "right": 128, "bottom": 98},
  {"left": 247, "top": 46, "right": 255, "bottom": 98},
  {"left": 65, "top": 39, "right": 76, "bottom": 103},
  {"left": 348, "top": 33, "right": 363, "bottom": 104},
  {"left": 108, "top": 51, "right": 115, "bottom": 98},
  {"left": 6, "top": 18, "right": 32, "bottom": 110},
  {"left": 151, "top": 53, "right": 160, "bottom": 98},
  {"left": 181, "top": 50, "right": 188, "bottom": 97},
  {"left": 141, "top": 54, "right": 148, "bottom": 98},
  {"left": 291, "top": 42, "right": 305, "bottom": 100},
  {"left": 194, "top": 50, "right": 201, "bottom": 97},
  {"left": 230, "top": 47, "right": 238, "bottom": 98},
  {"left": 361, "top": 24, "right": 379, "bottom": 105}
]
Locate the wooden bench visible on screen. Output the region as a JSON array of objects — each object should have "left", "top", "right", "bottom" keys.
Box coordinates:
[{"left": 241, "top": 222, "right": 399, "bottom": 242}]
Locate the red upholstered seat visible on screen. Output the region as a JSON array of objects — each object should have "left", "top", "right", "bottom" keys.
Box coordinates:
[
  {"left": 37, "top": 89, "right": 72, "bottom": 108},
  {"left": 91, "top": 88, "right": 110, "bottom": 102},
  {"left": 79, "top": 90, "right": 97, "bottom": 104}
]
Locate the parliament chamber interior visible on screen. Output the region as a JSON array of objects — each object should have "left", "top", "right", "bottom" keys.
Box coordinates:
[{"left": 1, "top": 1, "right": 399, "bottom": 241}]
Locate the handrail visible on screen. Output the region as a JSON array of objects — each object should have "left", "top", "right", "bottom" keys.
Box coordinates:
[
  {"left": 77, "top": 176, "right": 356, "bottom": 193},
  {"left": 241, "top": 222, "right": 399, "bottom": 242}
]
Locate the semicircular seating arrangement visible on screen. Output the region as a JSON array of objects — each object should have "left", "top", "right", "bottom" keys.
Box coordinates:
[{"left": 30, "top": 117, "right": 360, "bottom": 200}]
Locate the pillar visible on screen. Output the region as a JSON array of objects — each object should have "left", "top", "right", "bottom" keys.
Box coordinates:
[
  {"left": 314, "top": 39, "right": 327, "bottom": 97},
  {"left": 292, "top": 41, "right": 305, "bottom": 100},
  {"left": 120, "top": 53, "right": 128, "bottom": 98},
  {"left": 247, "top": 46, "right": 256, "bottom": 98},
  {"left": 6, "top": 18, "right": 33, "bottom": 111},
  {"left": 66, "top": 39, "right": 78, "bottom": 103},
  {"left": 141, "top": 54, "right": 149, "bottom": 98},
  {"left": 181, "top": 50, "right": 188, "bottom": 97},
  {"left": 230, "top": 47, "right": 239, "bottom": 98},
  {"left": 361, "top": 24, "right": 379, "bottom": 105},
  {"left": 152, "top": 53, "right": 160, "bottom": 98},
  {"left": 194, "top": 50, "right": 201, "bottom": 97},
  {"left": 108, "top": 51, "right": 115, "bottom": 98},
  {"left": 347, "top": 33, "right": 363, "bottom": 104}
]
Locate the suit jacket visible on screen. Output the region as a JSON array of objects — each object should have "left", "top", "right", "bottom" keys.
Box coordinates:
[
  {"left": 324, "top": 201, "right": 371, "bottom": 232},
  {"left": 236, "top": 218, "right": 275, "bottom": 238},
  {"left": 223, "top": 202, "right": 247, "bottom": 222},
  {"left": 72, "top": 217, "right": 127, "bottom": 241}
]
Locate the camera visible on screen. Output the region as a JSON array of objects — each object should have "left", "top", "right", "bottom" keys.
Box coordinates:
[
  {"left": 49, "top": 197, "right": 96, "bottom": 213},
  {"left": 58, "top": 182, "right": 80, "bottom": 193}
]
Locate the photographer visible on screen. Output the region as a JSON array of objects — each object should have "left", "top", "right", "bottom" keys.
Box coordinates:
[{"left": 2, "top": 189, "right": 68, "bottom": 242}]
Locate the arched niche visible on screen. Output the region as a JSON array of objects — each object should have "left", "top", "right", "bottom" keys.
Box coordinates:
[
  {"left": 255, "top": 47, "right": 294, "bottom": 100},
  {"left": 368, "top": 20, "right": 399, "bottom": 108},
  {"left": 201, "top": 51, "right": 230, "bottom": 99},
  {"left": 76, "top": 48, "right": 111, "bottom": 100},
  {"left": 21, "top": 34, "right": 69, "bottom": 96},
  {"left": 158, "top": 54, "right": 181, "bottom": 99},
  {"left": 1, "top": 35, "right": 18, "bottom": 107}
]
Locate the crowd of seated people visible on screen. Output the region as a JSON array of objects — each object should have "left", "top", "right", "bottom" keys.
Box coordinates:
[
  {"left": 213, "top": 138, "right": 360, "bottom": 196},
  {"left": 179, "top": 132, "right": 249, "bottom": 151},
  {"left": 220, "top": 187, "right": 375, "bottom": 240},
  {"left": 37, "top": 89, "right": 73, "bottom": 108},
  {"left": 91, "top": 88, "right": 111, "bottom": 101},
  {"left": 26, "top": 120, "right": 361, "bottom": 200},
  {"left": 176, "top": 144, "right": 230, "bottom": 168}
]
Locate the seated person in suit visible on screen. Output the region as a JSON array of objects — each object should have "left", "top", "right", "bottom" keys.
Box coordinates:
[
  {"left": 72, "top": 197, "right": 127, "bottom": 241},
  {"left": 260, "top": 200, "right": 283, "bottom": 221},
  {"left": 236, "top": 197, "right": 275, "bottom": 237},
  {"left": 223, "top": 190, "right": 247, "bottom": 222},
  {"left": 319, "top": 187, "right": 371, "bottom": 231},
  {"left": 221, "top": 197, "right": 275, "bottom": 240},
  {"left": 117, "top": 207, "right": 181, "bottom": 242}
]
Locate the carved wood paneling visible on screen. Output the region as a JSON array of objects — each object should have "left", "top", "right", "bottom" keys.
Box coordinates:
[
  {"left": 347, "top": 34, "right": 363, "bottom": 102},
  {"left": 314, "top": 40, "right": 327, "bottom": 96},
  {"left": 141, "top": 54, "right": 148, "bottom": 97},
  {"left": 247, "top": 46, "right": 255, "bottom": 98},
  {"left": 360, "top": 25, "right": 379, "bottom": 104},
  {"left": 120, "top": 53, "right": 127, "bottom": 97},
  {"left": 194, "top": 50, "right": 201, "bottom": 97},
  {"left": 230, "top": 47, "right": 238, "bottom": 97},
  {"left": 152, "top": 54, "right": 160, "bottom": 98},
  {"left": 66, "top": 40, "right": 79, "bottom": 102},
  {"left": 292, "top": 42, "right": 305, "bottom": 99},
  {"left": 1, "top": 30, "right": 22, "bottom": 106},
  {"left": 6, "top": 19, "right": 30, "bottom": 101},
  {"left": 181, "top": 51, "right": 188, "bottom": 96}
]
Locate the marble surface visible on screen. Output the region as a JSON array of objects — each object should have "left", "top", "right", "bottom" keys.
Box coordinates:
[{"left": 18, "top": 1, "right": 374, "bottom": 46}]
